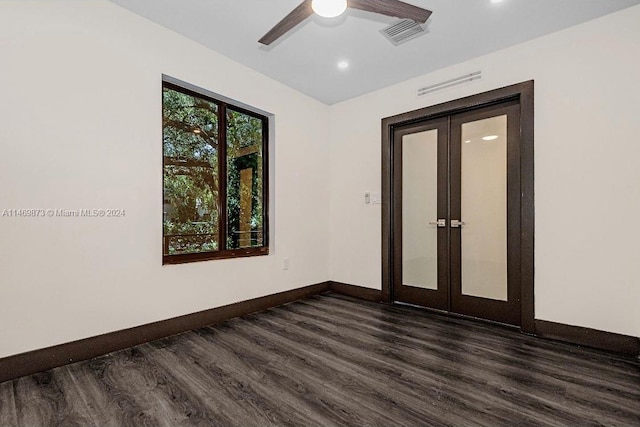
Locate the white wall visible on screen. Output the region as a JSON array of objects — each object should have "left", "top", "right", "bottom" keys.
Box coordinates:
[
  {"left": 329, "top": 5, "right": 640, "bottom": 337},
  {"left": 0, "top": 0, "right": 331, "bottom": 358}
]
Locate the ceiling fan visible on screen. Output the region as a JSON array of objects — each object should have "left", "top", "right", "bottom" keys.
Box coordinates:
[{"left": 259, "top": 0, "right": 433, "bottom": 45}]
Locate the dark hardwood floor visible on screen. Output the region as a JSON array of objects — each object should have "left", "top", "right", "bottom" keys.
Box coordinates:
[{"left": 1, "top": 293, "right": 639, "bottom": 426}]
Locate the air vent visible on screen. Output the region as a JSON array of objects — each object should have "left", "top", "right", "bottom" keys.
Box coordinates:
[
  {"left": 417, "top": 71, "right": 482, "bottom": 97},
  {"left": 381, "top": 19, "right": 425, "bottom": 46}
]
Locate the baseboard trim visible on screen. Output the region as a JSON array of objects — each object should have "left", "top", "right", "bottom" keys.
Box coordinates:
[
  {"left": 5, "top": 281, "right": 635, "bottom": 384},
  {"left": 329, "top": 282, "right": 640, "bottom": 357},
  {"left": 328, "top": 281, "right": 383, "bottom": 302},
  {"left": 0, "top": 282, "right": 331, "bottom": 384},
  {"left": 534, "top": 320, "right": 640, "bottom": 357}
]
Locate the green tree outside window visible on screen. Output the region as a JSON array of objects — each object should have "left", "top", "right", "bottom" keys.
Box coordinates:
[{"left": 162, "top": 81, "right": 268, "bottom": 263}]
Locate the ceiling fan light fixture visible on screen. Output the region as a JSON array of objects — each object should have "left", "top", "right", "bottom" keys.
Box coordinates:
[{"left": 311, "top": 0, "right": 348, "bottom": 18}]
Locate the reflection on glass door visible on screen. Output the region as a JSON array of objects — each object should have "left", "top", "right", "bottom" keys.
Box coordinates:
[
  {"left": 402, "top": 130, "right": 438, "bottom": 290},
  {"left": 460, "top": 115, "right": 508, "bottom": 301}
]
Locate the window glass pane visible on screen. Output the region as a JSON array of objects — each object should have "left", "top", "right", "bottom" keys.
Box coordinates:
[
  {"left": 226, "top": 109, "right": 264, "bottom": 249},
  {"left": 163, "top": 87, "right": 219, "bottom": 255}
]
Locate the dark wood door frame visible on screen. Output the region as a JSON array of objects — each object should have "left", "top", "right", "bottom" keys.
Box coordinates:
[{"left": 382, "top": 81, "right": 535, "bottom": 334}]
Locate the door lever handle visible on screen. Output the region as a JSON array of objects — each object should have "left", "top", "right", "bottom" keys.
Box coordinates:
[
  {"left": 429, "top": 219, "right": 446, "bottom": 228},
  {"left": 451, "top": 220, "right": 466, "bottom": 228}
]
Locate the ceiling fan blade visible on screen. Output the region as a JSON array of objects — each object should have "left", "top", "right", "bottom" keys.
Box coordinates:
[
  {"left": 349, "top": 0, "right": 432, "bottom": 24},
  {"left": 259, "top": 0, "right": 314, "bottom": 45}
]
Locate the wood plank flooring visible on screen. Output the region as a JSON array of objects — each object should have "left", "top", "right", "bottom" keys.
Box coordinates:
[{"left": 1, "top": 293, "right": 638, "bottom": 426}]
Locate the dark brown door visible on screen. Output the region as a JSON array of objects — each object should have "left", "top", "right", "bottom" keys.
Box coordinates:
[
  {"left": 392, "top": 117, "right": 449, "bottom": 311},
  {"left": 392, "top": 101, "right": 522, "bottom": 326}
]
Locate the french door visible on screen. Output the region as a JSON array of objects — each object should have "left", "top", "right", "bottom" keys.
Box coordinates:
[{"left": 392, "top": 100, "right": 522, "bottom": 326}]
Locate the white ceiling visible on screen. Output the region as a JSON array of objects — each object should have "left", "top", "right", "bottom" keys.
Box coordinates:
[{"left": 109, "top": 0, "right": 640, "bottom": 105}]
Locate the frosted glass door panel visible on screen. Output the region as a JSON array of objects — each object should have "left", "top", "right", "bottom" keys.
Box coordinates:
[
  {"left": 461, "top": 115, "right": 508, "bottom": 301},
  {"left": 402, "top": 130, "right": 438, "bottom": 290}
]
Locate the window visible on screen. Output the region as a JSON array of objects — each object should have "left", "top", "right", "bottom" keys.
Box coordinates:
[{"left": 162, "top": 80, "right": 268, "bottom": 264}]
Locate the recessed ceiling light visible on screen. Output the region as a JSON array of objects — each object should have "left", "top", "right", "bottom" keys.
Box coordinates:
[
  {"left": 482, "top": 135, "right": 499, "bottom": 141},
  {"left": 491, "top": 0, "right": 504, "bottom": 3},
  {"left": 464, "top": 140, "right": 471, "bottom": 144},
  {"left": 312, "top": 0, "right": 348, "bottom": 18},
  {"left": 337, "top": 60, "right": 349, "bottom": 70}
]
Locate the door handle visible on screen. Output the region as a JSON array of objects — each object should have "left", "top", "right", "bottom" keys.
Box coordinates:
[
  {"left": 451, "top": 220, "right": 466, "bottom": 228},
  {"left": 429, "top": 219, "right": 446, "bottom": 228}
]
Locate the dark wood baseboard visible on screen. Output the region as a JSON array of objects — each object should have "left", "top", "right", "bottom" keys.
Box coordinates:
[
  {"left": 0, "top": 282, "right": 331, "bottom": 384},
  {"left": 328, "top": 281, "right": 383, "bottom": 302},
  {"left": 4, "top": 280, "right": 635, "bottom": 384},
  {"left": 330, "top": 282, "right": 640, "bottom": 358},
  {"left": 535, "top": 320, "right": 640, "bottom": 357}
]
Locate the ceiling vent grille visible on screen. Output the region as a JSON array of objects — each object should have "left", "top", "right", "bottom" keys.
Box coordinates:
[
  {"left": 381, "top": 19, "right": 425, "bottom": 46},
  {"left": 417, "top": 71, "right": 482, "bottom": 97}
]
